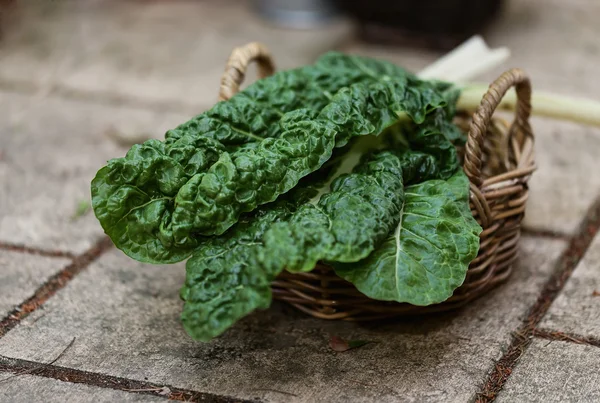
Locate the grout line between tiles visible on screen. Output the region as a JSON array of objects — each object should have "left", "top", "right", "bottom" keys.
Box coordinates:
[
  {"left": 0, "top": 237, "right": 113, "bottom": 339},
  {"left": 0, "top": 77, "right": 204, "bottom": 116},
  {"left": 0, "top": 242, "right": 76, "bottom": 260},
  {"left": 520, "top": 227, "right": 571, "bottom": 241},
  {"left": 0, "top": 355, "right": 255, "bottom": 403},
  {"left": 474, "top": 197, "right": 600, "bottom": 403},
  {"left": 533, "top": 328, "right": 600, "bottom": 348}
]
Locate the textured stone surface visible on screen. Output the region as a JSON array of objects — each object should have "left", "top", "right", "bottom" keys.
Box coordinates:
[
  {"left": 520, "top": 119, "right": 600, "bottom": 234},
  {"left": 497, "top": 339, "right": 600, "bottom": 403},
  {"left": 0, "top": 0, "right": 353, "bottom": 111},
  {"left": 540, "top": 233, "right": 600, "bottom": 337},
  {"left": 342, "top": 0, "right": 600, "bottom": 235},
  {"left": 0, "top": 92, "right": 189, "bottom": 254},
  {"left": 0, "top": 0, "right": 598, "bottom": 401},
  {"left": 0, "top": 237, "right": 565, "bottom": 402},
  {"left": 0, "top": 374, "right": 163, "bottom": 403},
  {"left": 0, "top": 251, "right": 69, "bottom": 317}
]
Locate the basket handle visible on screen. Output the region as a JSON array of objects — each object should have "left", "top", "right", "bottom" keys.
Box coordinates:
[
  {"left": 218, "top": 42, "right": 276, "bottom": 102},
  {"left": 463, "top": 68, "right": 533, "bottom": 188}
]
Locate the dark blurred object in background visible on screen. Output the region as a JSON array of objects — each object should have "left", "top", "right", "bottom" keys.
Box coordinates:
[
  {"left": 335, "top": 0, "right": 504, "bottom": 50},
  {"left": 254, "top": 0, "right": 340, "bottom": 29},
  {"left": 0, "top": 0, "right": 16, "bottom": 40},
  {"left": 253, "top": 0, "right": 504, "bottom": 50}
]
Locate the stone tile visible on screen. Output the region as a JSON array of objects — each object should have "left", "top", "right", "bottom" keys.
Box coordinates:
[
  {"left": 0, "top": 374, "right": 163, "bottom": 403},
  {"left": 342, "top": 0, "right": 600, "bottom": 235},
  {"left": 0, "top": 251, "right": 69, "bottom": 317},
  {"left": 480, "top": 0, "right": 600, "bottom": 98},
  {"left": 0, "top": 92, "right": 190, "bottom": 254},
  {"left": 0, "top": 237, "right": 565, "bottom": 402},
  {"left": 522, "top": 118, "right": 600, "bottom": 234},
  {"left": 0, "top": 0, "right": 353, "bottom": 110},
  {"left": 540, "top": 233, "right": 600, "bottom": 337},
  {"left": 497, "top": 339, "right": 600, "bottom": 403}
]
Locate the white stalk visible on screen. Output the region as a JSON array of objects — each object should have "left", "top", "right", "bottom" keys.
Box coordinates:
[
  {"left": 457, "top": 84, "right": 600, "bottom": 128},
  {"left": 417, "top": 35, "right": 510, "bottom": 82},
  {"left": 418, "top": 35, "right": 600, "bottom": 128}
]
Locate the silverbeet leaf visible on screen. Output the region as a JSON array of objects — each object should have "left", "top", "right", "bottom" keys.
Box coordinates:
[
  {"left": 332, "top": 171, "right": 482, "bottom": 306},
  {"left": 179, "top": 170, "right": 332, "bottom": 342},
  {"left": 258, "top": 115, "right": 462, "bottom": 275},
  {"left": 261, "top": 141, "right": 405, "bottom": 272},
  {"left": 91, "top": 53, "right": 454, "bottom": 264},
  {"left": 179, "top": 206, "right": 290, "bottom": 342},
  {"left": 263, "top": 126, "right": 459, "bottom": 272}
]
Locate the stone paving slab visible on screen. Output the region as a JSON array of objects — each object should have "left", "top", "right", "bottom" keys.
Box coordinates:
[
  {"left": 0, "top": 251, "right": 69, "bottom": 317},
  {"left": 0, "top": 236, "right": 565, "bottom": 402},
  {"left": 342, "top": 0, "right": 600, "bottom": 236},
  {"left": 0, "top": 92, "right": 190, "bottom": 254},
  {"left": 0, "top": 374, "right": 163, "bottom": 403},
  {"left": 497, "top": 339, "right": 600, "bottom": 402},
  {"left": 519, "top": 119, "right": 600, "bottom": 235},
  {"left": 540, "top": 233, "right": 600, "bottom": 337},
  {"left": 0, "top": 0, "right": 353, "bottom": 111}
]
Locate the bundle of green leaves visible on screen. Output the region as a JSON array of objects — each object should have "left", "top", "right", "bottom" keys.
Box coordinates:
[{"left": 91, "top": 53, "right": 482, "bottom": 341}]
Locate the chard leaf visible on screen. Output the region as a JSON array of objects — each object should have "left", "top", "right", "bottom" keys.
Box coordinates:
[
  {"left": 92, "top": 53, "right": 454, "bottom": 264},
  {"left": 259, "top": 114, "right": 461, "bottom": 273},
  {"left": 179, "top": 205, "right": 292, "bottom": 342},
  {"left": 261, "top": 148, "right": 405, "bottom": 272},
  {"left": 180, "top": 166, "right": 338, "bottom": 341},
  {"left": 333, "top": 171, "right": 482, "bottom": 305}
]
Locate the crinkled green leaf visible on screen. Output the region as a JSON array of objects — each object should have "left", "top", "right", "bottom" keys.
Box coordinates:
[
  {"left": 91, "top": 137, "right": 226, "bottom": 263},
  {"left": 179, "top": 205, "right": 290, "bottom": 342},
  {"left": 261, "top": 148, "right": 404, "bottom": 272},
  {"left": 333, "top": 171, "right": 482, "bottom": 305},
  {"left": 179, "top": 167, "right": 336, "bottom": 341},
  {"left": 92, "top": 53, "right": 454, "bottom": 264},
  {"left": 258, "top": 113, "right": 462, "bottom": 273}
]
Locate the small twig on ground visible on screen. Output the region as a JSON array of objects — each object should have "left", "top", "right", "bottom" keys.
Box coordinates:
[
  {"left": 0, "top": 337, "right": 76, "bottom": 384},
  {"left": 329, "top": 335, "right": 373, "bottom": 352},
  {"left": 27, "top": 312, "right": 47, "bottom": 326},
  {"left": 253, "top": 388, "right": 299, "bottom": 397},
  {"left": 533, "top": 329, "right": 600, "bottom": 348},
  {"left": 347, "top": 379, "right": 377, "bottom": 387}
]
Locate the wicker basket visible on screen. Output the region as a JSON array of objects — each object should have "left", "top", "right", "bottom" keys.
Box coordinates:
[{"left": 219, "top": 43, "right": 535, "bottom": 321}]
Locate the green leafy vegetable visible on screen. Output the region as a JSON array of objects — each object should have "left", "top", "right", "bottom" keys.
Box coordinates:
[
  {"left": 333, "top": 171, "right": 481, "bottom": 305},
  {"left": 91, "top": 51, "right": 484, "bottom": 342},
  {"left": 180, "top": 206, "right": 289, "bottom": 342},
  {"left": 179, "top": 163, "right": 339, "bottom": 341},
  {"left": 261, "top": 144, "right": 404, "bottom": 272},
  {"left": 180, "top": 120, "right": 478, "bottom": 340},
  {"left": 92, "top": 53, "right": 454, "bottom": 264}
]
